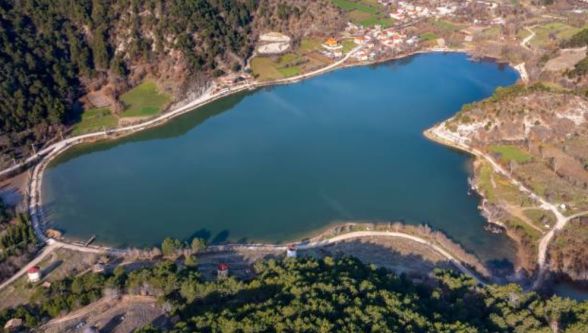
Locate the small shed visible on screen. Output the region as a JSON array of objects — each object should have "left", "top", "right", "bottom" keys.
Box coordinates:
[
  {"left": 27, "top": 266, "right": 41, "bottom": 283},
  {"left": 217, "top": 263, "right": 229, "bottom": 280},
  {"left": 286, "top": 245, "right": 297, "bottom": 258}
]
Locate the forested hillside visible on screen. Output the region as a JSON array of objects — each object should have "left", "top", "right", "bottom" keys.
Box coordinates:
[
  {"left": 1, "top": 257, "right": 587, "bottom": 332},
  {"left": 0, "top": 0, "right": 343, "bottom": 166},
  {"left": 0, "top": 0, "right": 256, "bottom": 163}
]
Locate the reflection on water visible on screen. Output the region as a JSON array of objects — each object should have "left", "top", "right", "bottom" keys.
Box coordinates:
[{"left": 43, "top": 53, "right": 519, "bottom": 267}]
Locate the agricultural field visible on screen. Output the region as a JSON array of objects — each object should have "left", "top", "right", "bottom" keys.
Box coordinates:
[
  {"left": 120, "top": 81, "right": 171, "bottom": 118},
  {"left": 432, "top": 19, "right": 462, "bottom": 34},
  {"left": 420, "top": 32, "right": 439, "bottom": 42},
  {"left": 251, "top": 53, "right": 306, "bottom": 80},
  {"left": 72, "top": 107, "right": 118, "bottom": 135},
  {"left": 490, "top": 144, "right": 533, "bottom": 164},
  {"left": 521, "top": 22, "right": 585, "bottom": 48},
  {"left": 299, "top": 37, "right": 323, "bottom": 53},
  {"left": 477, "top": 26, "right": 502, "bottom": 40},
  {"left": 342, "top": 39, "right": 358, "bottom": 53},
  {"left": 332, "top": 0, "right": 394, "bottom": 28},
  {"left": 251, "top": 40, "right": 331, "bottom": 81}
]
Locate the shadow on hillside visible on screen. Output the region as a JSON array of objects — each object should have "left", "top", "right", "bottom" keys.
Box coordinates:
[{"left": 301, "top": 239, "right": 457, "bottom": 279}]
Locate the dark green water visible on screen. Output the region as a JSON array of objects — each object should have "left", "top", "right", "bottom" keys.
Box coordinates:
[{"left": 43, "top": 53, "right": 518, "bottom": 263}]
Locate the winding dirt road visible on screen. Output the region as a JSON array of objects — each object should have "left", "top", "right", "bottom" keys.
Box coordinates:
[{"left": 427, "top": 124, "right": 588, "bottom": 287}]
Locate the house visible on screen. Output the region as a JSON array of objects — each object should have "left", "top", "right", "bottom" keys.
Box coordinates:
[
  {"left": 322, "top": 37, "right": 343, "bottom": 51},
  {"left": 217, "top": 263, "right": 229, "bottom": 279},
  {"left": 354, "top": 36, "right": 368, "bottom": 45},
  {"left": 27, "top": 266, "right": 41, "bottom": 283},
  {"left": 286, "top": 245, "right": 297, "bottom": 258}
]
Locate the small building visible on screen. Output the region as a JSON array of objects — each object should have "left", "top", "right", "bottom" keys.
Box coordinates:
[
  {"left": 4, "top": 318, "right": 23, "bottom": 332},
  {"left": 286, "top": 245, "right": 297, "bottom": 258},
  {"left": 93, "top": 263, "right": 105, "bottom": 273},
  {"left": 27, "top": 266, "right": 41, "bottom": 283},
  {"left": 217, "top": 263, "right": 229, "bottom": 279},
  {"left": 354, "top": 36, "right": 368, "bottom": 45},
  {"left": 322, "top": 37, "right": 342, "bottom": 51}
]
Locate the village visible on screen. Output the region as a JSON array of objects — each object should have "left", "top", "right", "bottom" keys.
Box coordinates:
[
  {"left": 1, "top": 0, "right": 588, "bottom": 332},
  {"left": 213, "top": 0, "right": 524, "bottom": 92}
]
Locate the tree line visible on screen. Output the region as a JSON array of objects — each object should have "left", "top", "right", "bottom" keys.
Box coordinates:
[
  {"left": 1, "top": 256, "right": 587, "bottom": 332},
  {"left": 0, "top": 0, "right": 259, "bottom": 159}
]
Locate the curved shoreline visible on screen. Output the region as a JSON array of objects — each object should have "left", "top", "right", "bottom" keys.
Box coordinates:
[
  {"left": 31, "top": 49, "right": 522, "bottom": 250},
  {"left": 0, "top": 47, "right": 527, "bottom": 293},
  {"left": 0, "top": 223, "right": 486, "bottom": 291}
]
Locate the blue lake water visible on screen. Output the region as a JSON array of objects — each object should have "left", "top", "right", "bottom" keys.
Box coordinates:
[{"left": 43, "top": 53, "right": 519, "bottom": 263}]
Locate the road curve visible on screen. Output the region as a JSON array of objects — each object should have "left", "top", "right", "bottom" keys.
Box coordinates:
[
  {"left": 298, "top": 231, "right": 485, "bottom": 285},
  {"left": 0, "top": 45, "right": 364, "bottom": 181},
  {"left": 0, "top": 229, "right": 485, "bottom": 292},
  {"left": 425, "top": 124, "right": 586, "bottom": 288}
]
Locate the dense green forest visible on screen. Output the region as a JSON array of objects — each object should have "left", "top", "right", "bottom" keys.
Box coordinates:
[
  {"left": 1, "top": 257, "right": 587, "bottom": 332},
  {"left": 0, "top": 0, "right": 257, "bottom": 158},
  {"left": 0, "top": 198, "right": 37, "bottom": 282}
]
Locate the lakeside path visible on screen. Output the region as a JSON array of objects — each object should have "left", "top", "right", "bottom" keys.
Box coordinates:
[
  {"left": 424, "top": 123, "right": 588, "bottom": 287},
  {"left": 1, "top": 44, "right": 362, "bottom": 292},
  {"left": 0, "top": 47, "right": 530, "bottom": 292},
  {"left": 0, "top": 44, "right": 363, "bottom": 181},
  {"left": 0, "top": 229, "right": 485, "bottom": 292}
]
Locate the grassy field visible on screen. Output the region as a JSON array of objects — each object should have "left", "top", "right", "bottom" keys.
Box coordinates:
[
  {"left": 524, "top": 22, "right": 583, "bottom": 48},
  {"left": 358, "top": 16, "right": 394, "bottom": 28},
  {"left": 420, "top": 32, "right": 438, "bottom": 41},
  {"left": 490, "top": 145, "right": 533, "bottom": 163},
  {"left": 120, "top": 81, "right": 171, "bottom": 118},
  {"left": 251, "top": 57, "right": 284, "bottom": 81},
  {"left": 333, "top": 0, "right": 392, "bottom": 28},
  {"left": 477, "top": 161, "right": 534, "bottom": 206},
  {"left": 299, "top": 37, "right": 323, "bottom": 53},
  {"left": 432, "top": 19, "right": 462, "bottom": 33},
  {"left": 478, "top": 26, "right": 502, "bottom": 39},
  {"left": 342, "top": 40, "right": 357, "bottom": 53},
  {"left": 524, "top": 208, "right": 556, "bottom": 227},
  {"left": 278, "top": 66, "right": 301, "bottom": 77},
  {"left": 252, "top": 53, "right": 309, "bottom": 80},
  {"left": 72, "top": 107, "right": 118, "bottom": 135},
  {"left": 331, "top": 0, "right": 378, "bottom": 14}
]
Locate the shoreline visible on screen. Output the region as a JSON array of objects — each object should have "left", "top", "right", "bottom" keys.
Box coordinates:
[
  {"left": 423, "top": 127, "right": 529, "bottom": 273},
  {"left": 29, "top": 47, "right": 523, "bottom": 251},
  {"left": 0, "top": 44, "right": 524, "bottom": 182},
  {"left": 0, "top": 46, "right": 532, "bottom": 290}
]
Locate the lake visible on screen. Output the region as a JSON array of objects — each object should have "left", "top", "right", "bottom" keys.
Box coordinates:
[{"left": 43, "top": 53, "right": 519, "bottom": 263}]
